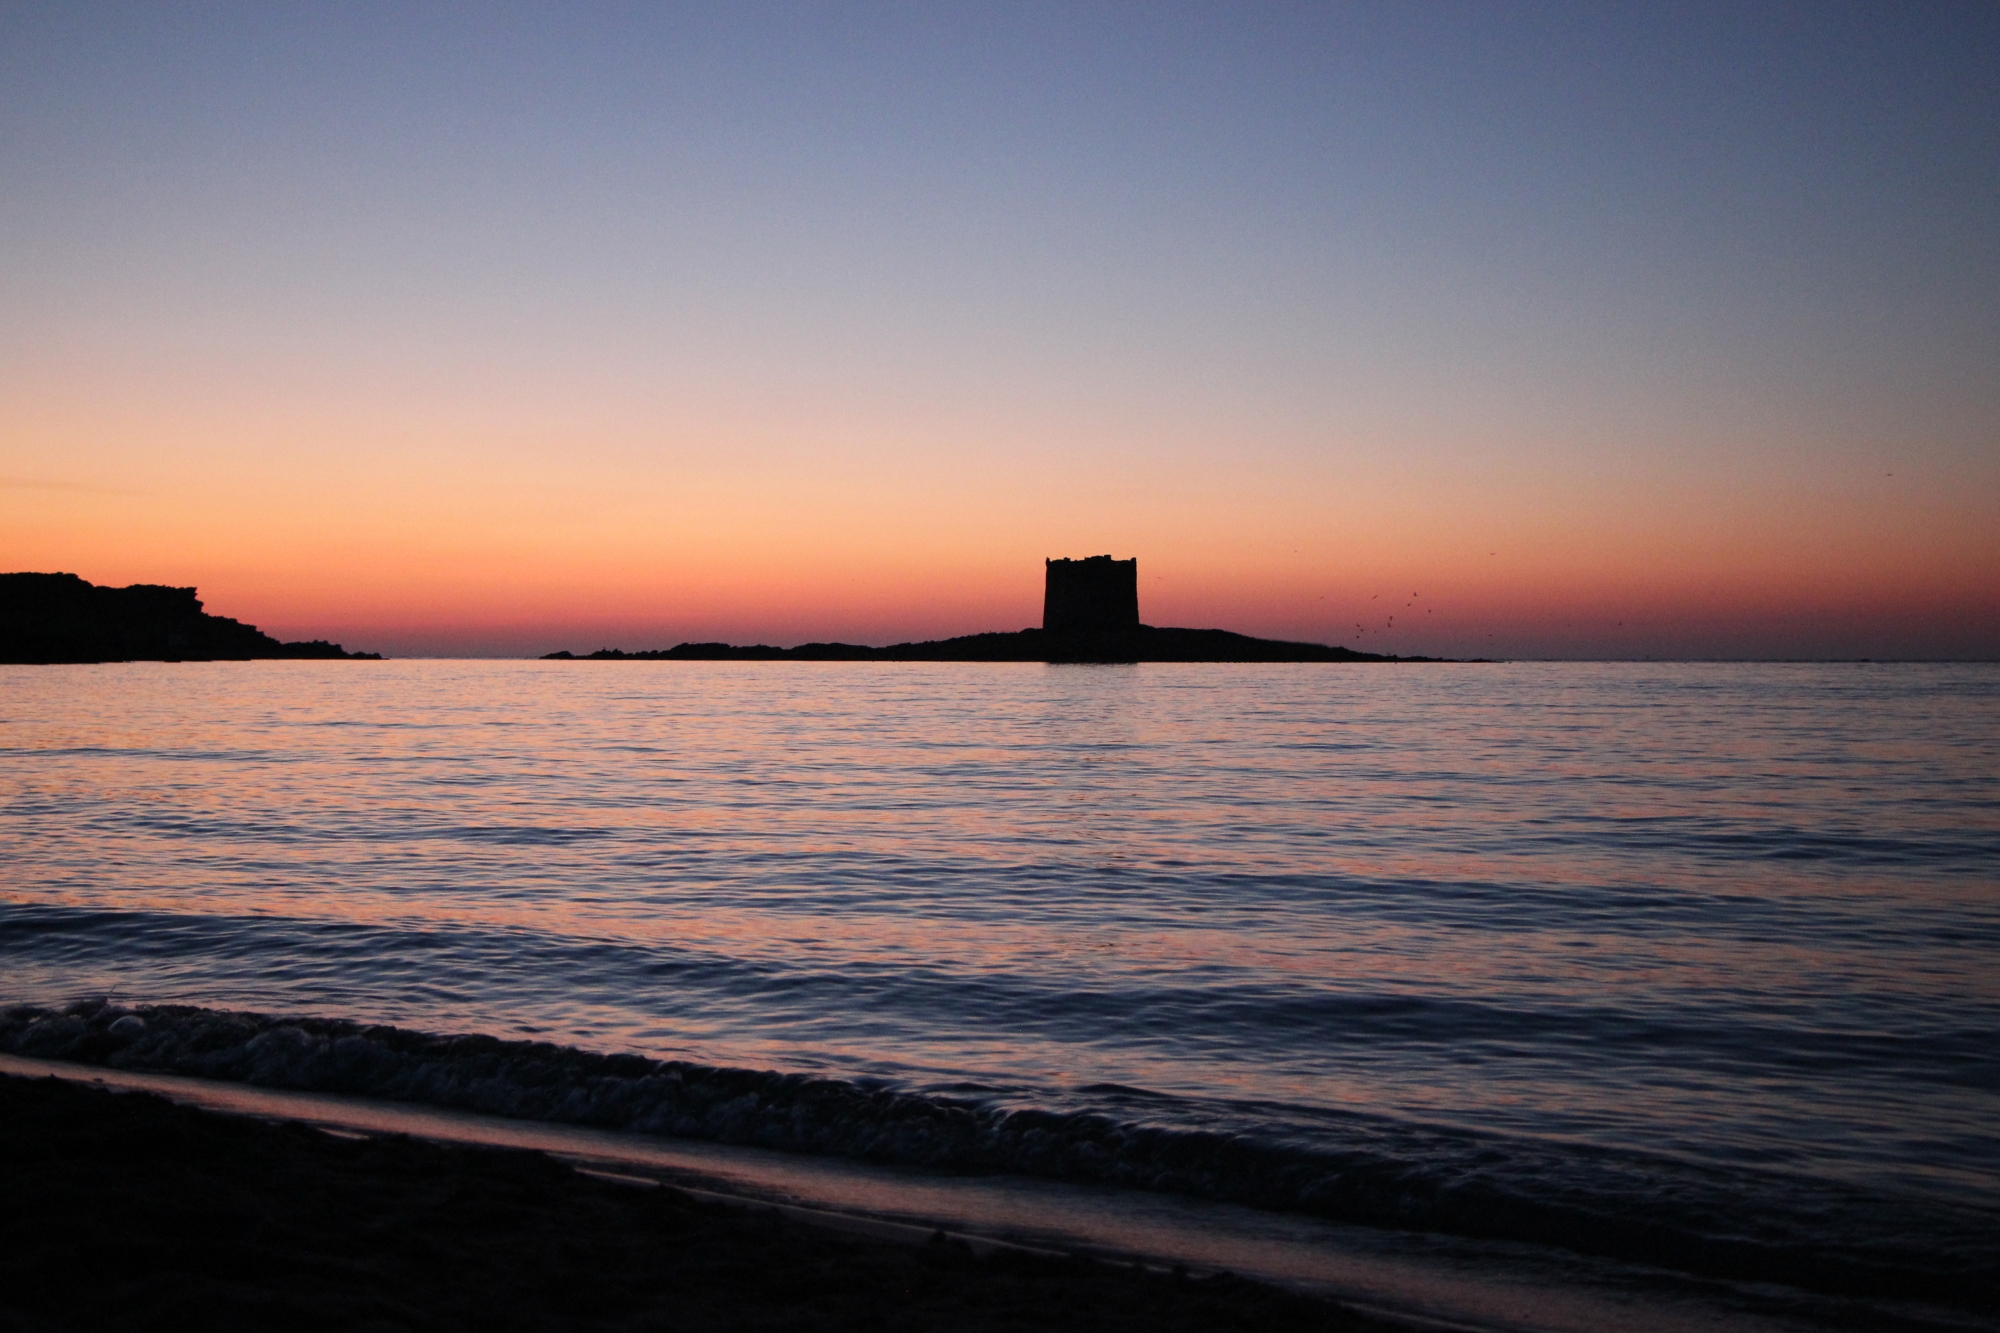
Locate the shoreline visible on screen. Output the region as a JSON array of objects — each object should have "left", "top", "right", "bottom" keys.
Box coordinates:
[
  {"left": 0, "top": 1053, "right": 1825, "bottom": 1333},
  {"left": 1, "top": 1063, "right": 1416, "bottom": 1333}
]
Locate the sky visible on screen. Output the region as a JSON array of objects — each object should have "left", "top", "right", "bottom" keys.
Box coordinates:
[{"left": 3, "top": 1, "right": 1995, "bottom": 659}]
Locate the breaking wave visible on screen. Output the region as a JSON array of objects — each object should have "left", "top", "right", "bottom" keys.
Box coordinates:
[{"left": 6, "top": 998, "right": 1993, "bottom": 1313}]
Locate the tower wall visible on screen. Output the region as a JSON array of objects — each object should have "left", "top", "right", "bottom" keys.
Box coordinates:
[{"left": 1043, "top": 556, "right": 1139, "bottom": 633}]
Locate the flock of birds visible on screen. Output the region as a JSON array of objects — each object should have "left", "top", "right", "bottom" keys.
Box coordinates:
[
  {"left": 1338, "top": 591, "right": 1430, "bottom": 638},
  {"left": 1308, "top": 592, "right": 1431, "bottom": 638}
]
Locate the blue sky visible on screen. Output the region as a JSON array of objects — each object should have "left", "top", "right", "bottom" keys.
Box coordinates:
[{"left": 4, "top": 2, "right": 1995, "bottom": 656}]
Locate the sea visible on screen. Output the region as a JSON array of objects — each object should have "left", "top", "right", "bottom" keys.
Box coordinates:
[{"left": 3, "top": 660, "right": 1996, "bottom": 1331}]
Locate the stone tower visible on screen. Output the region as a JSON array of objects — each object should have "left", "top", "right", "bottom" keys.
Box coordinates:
[{"left": 1043, "top": 556, "right": 1139, "bottom": 633}]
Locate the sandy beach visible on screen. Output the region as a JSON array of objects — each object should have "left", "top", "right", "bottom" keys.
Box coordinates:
[{"left": 0, "top": 1072, "right": 1401, "bottom": 1332}]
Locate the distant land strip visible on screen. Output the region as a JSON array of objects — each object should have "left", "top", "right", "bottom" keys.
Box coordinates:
[
  {"left": 0, "top": 572, "right": 380, "bottom": 664},
  {"left": 544, "top": 627, "right": 1445, "bottom": 664}
]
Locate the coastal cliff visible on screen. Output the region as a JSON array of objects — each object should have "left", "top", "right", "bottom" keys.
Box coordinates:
[{"left": 0, "top": 573, "right": 381, "bottom": 663}]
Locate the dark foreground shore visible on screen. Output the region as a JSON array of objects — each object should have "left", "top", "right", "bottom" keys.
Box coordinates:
[{"left": 0, "top": 1073, "right": 1396, "bottom": 1333}]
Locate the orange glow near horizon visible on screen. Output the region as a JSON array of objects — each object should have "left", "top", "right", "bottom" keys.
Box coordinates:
[
  {"left": 6, "top": 350, "right": 1995, "bottom": 659},
  {"left": 10, "top": 440, "right": 1994, "bottom": 660},
  {"left": 5, "top": 8, "right": 1996, "bottom": 660}
]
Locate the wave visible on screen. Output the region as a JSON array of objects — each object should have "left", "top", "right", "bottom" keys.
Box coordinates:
[
  {"left": 3, "top": 998, "right": 1993, "bottom": 1313},
  {"left": 7, "top": 904, "right": 1991, "bottom": 1096}
]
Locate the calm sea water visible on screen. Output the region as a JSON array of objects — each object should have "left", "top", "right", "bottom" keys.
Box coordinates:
[{"left": 4, "top": 661, "right": 1997, "bottom": 1326}]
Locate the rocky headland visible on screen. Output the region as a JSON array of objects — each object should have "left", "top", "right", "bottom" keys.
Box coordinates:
[{"left": 0, "top": 572, "right": 381, "bottom": 664}]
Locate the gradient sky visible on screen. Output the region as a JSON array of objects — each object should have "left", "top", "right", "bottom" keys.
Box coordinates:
[{"left": 4, "top": 2, "right": 1995, "bottom": 658}]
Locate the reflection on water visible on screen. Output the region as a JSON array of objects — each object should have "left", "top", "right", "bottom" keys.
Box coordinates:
[{"left": 3, "top": 660, "right": 1998, "bottom": 1308}]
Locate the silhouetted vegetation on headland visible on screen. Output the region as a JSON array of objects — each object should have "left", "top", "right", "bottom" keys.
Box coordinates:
[
  {"left": 0, "top": 573, "right": 381, "bottom": 663},
  {"left": 544, "top": 627, "right": 1434, "bottom": 664}
]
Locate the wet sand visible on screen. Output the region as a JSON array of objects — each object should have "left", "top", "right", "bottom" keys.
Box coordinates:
[{"left": 0, "top": 1073, "right": 1401, "bottom": 1332}]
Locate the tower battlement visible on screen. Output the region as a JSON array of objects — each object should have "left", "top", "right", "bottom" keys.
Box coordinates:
[{"left": 1043, "top": 555, "right": 1139, "bottom": 633}]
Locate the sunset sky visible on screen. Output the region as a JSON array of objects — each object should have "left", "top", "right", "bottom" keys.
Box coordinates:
[{"left": 4, "top": 2, "right": 1995, "bottom": 659}]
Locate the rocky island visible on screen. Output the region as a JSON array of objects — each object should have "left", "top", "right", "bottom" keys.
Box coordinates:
[
  {"left": 544, "top": 556, "right": 1443, "bottom": 663},
  {"left": 0, "top": 573, "right": 381, "bottom": 663}
]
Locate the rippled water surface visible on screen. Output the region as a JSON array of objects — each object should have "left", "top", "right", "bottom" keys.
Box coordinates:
[{"left": 4, "top": 660, "right": 1997, "bottom": 1322}]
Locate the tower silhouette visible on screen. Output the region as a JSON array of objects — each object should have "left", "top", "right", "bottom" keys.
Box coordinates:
[{"left": 1042, "top": 556, "right": 1139, "bottom": 633}]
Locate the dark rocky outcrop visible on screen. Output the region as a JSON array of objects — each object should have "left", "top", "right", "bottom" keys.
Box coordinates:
[
  {"left": 545, "top": 555, "right": 1447, "bottom": 663},
  {"left": 545, "top": 627, "right": 1433, "bottom": 664},
  {"left": 0, "top": 572, "right": 381, "bottom": 663}
]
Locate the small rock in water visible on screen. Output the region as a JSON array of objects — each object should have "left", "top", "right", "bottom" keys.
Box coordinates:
[{"left": 108, "top": 1015, "right": 146, "bottom": 1036}]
